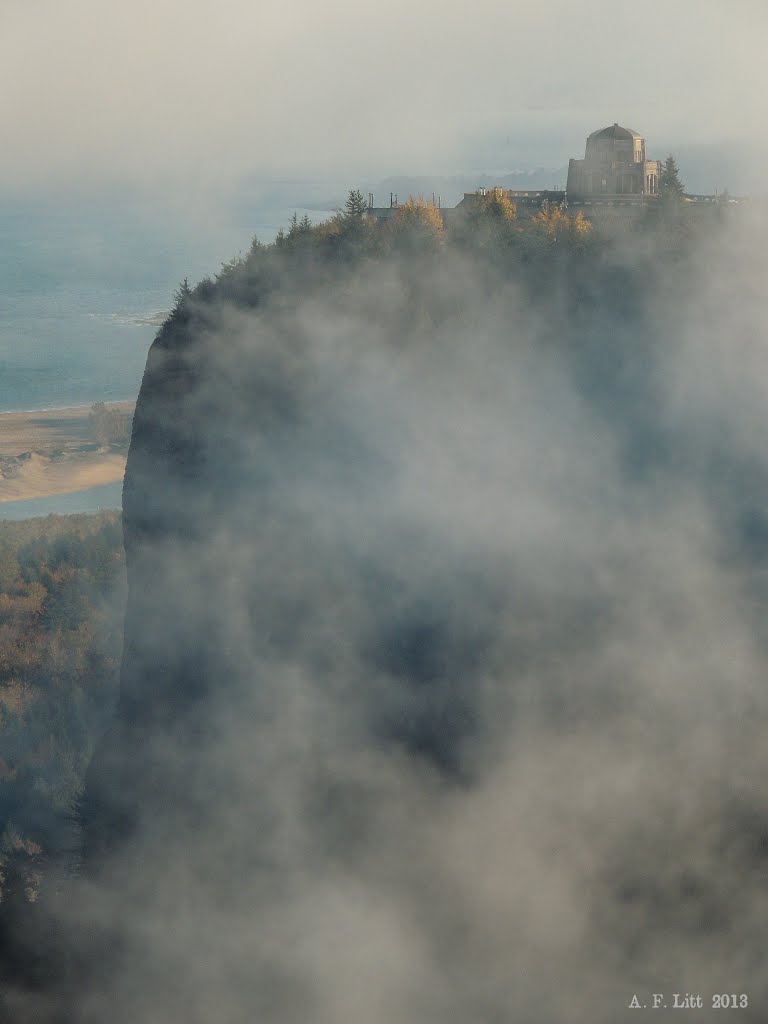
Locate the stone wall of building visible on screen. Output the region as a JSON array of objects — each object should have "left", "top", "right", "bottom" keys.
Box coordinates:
[{"left": 567, "top": 124, "right": 661, "bottom": 199}]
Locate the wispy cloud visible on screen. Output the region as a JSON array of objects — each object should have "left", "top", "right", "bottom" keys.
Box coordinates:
[{"left": 49, "top": 208, "right": 768, "bottom": 1021}]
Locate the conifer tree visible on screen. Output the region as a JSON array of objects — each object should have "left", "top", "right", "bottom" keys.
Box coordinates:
[
  {"left": 330, "top": 188, "right": 371, "bottom": 255},
  {"left": 660, "top": 155, "right": 685, "bottom": 203},
  {"left": 176, "top": 277, "right": 191, "bottom": 301},
  {"left": 172, "top": 277, "right": 192, "bottom": 313},
  {"left": 343, "top": 188, "right": 368, "bottom": 223}
]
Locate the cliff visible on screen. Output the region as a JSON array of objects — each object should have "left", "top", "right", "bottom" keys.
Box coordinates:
[{"left": 68, "top": 212, "right": 768, "bottom": 1022}]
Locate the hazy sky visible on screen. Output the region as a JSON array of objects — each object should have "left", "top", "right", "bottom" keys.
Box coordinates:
[{"left": 1, "top": 0, "right": 764, "bottom": 192}]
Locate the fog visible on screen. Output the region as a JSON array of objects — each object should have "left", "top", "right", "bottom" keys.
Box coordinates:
[
  {"left": 6, "top": 207, "right": 754, "bottom": 1021},
  {"left": 1, "top": 0, "right": 766, "bottom": 192},
  {"left": 4, "top": 1, "right": 768, "bottom": 1016}
]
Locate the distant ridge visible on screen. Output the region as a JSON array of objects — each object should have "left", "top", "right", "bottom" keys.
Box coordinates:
[{"left": 370, "top": 169, "right": 569, "bottom": 207}]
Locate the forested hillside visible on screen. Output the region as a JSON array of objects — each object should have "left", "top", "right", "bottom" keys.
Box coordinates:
[{"left": 0, "top": 514, "right": 124, "bottom": 894}]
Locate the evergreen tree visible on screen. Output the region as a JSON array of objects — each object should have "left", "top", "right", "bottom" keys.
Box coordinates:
[
  {"left": 169, "top": 277, "right": 192, "bottom": 323},
  {"left": 325, "top": 188, "right": 372, "bottom": 256},
  {"left": 343, "top": 188, "right": 369, "bottom": 223},
  {"left": 660, "top": 155, "right": 685, "bottom": 203},
  {"left": 173, "top": 277, "right": 192, "bottom": 307}
]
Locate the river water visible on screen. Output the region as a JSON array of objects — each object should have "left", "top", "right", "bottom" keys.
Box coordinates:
[{"left": 0, "top": 181, "right": 342, "bottom": 517}]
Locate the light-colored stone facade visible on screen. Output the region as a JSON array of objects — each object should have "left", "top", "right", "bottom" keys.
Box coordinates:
[{"left": 567, "top": 124, "right": 661, "bottom": 200}]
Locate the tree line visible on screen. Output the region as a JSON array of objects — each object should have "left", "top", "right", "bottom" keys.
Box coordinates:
[
  {"left": 0, "top": 512, "right": 125, "bottom": 921},
  {"left": 163, "top": 152, "right": 709, "bottom": 331}
]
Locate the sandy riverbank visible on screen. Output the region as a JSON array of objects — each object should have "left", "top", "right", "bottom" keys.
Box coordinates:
[
  {"left": 0, "top": 403, "right": 133, "bottom": 503},
  {"left": 0, "top": 402, "right": 134, "bottom": 458}
]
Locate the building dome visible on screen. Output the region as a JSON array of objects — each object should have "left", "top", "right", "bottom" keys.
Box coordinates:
[
  {"left": 583, "top": 123, "right": 646, "bottom": 167},
  {"left": 588, "top": 123, "right": 642, "bottom": 141}
]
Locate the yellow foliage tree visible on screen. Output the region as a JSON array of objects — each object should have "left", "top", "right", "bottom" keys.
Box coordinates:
[
  {"left": 450, "top": 187, "right": 519, "bottom": 250},
  {"left": 530, "top": 203, "right": 592, "bottom": 242},
  {"left": 390, "top": 196, "right": 444, "bottom": 248},
  {"left": 530, "top": 203, "right": 567, "bottom": 237},
  {"left": 474, "top": 188, "right": 518, "bottom": 224},
  {"left": 569, "top": 210, "right": 592, "bottom": 239}
]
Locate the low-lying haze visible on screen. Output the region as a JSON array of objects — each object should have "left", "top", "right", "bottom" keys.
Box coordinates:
[{"left": 1, "top": 0, "right": 765, "bottom": 193}]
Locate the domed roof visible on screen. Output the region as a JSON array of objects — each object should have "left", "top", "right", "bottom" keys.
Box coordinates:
[{"left": 588, "top": 123, "right": 642, "bottom": 141}]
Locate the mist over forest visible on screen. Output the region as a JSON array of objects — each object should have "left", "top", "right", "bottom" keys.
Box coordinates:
[{"left": 3, "top": 191, "right": 768, "bottom": 1021}]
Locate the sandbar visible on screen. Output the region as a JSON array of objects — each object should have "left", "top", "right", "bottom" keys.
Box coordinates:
[{"left": 0, "top": 403, "right": 133, "bottom": 503}]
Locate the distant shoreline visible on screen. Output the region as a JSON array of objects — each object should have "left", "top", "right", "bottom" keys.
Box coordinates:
[
  {"left": 0, "top": 398, "right": 137, "bottom": 417},
  {"left": 0, "top": 401, "right": 134, "bottom": 504}
]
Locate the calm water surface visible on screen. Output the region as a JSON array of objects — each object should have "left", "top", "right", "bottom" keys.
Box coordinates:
[{"left": 0, "top": 182, "right": 341, "bottom": 515}]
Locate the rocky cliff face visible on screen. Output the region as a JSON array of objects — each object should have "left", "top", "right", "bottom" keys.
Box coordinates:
[
  {"left": 80, "top": 263, "right": 505, "bottom": 869},
  {"left": 73, "top": 229, "right": 768, "bottom": 1022}
]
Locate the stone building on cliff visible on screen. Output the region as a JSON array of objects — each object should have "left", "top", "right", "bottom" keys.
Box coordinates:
[
  {"left": 566, "top": 123, "right": 662, "bottom": 202},
  {"left": 365, "top": 123, "right": 742, "bottom": 225}
]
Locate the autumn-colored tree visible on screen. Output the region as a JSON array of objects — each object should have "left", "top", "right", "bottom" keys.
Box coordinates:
[
  {"left": 530, "top": 202, "right": 568, "bottom": 237},
  {"left": 453, "top": 188, "right": 519, "bottom": 250},
  {"left": 529, "top": 202, "right": 591, "bottom": 243},
  {"left": 0, "top": 511, "right": 124, "bottom": 953},
  {"left": 389, "top": 196, "right": 444, "bottom": 251},
  {"left": 474, "top": 188, "right": 518, "bottom": 224},
  {"left": 568, "top": 209, "right": 593, "bottom": 240}
]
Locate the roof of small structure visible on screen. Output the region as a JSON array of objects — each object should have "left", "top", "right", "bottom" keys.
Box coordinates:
[{"left": 588, "top": 123, "right": 642, "bottom": 141}]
